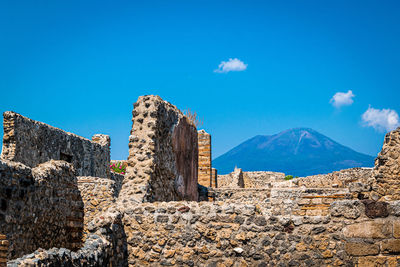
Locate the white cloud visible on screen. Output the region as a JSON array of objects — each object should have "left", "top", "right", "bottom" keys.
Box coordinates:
[
  {"left": 214, "top": 58, "right": 247, "bottom": 73},
  {"left": 330, "top": 90, "right": 355, "bottom": 108},
  {"left": 362, "top": 106, "right": 400, "bottom": 132}
]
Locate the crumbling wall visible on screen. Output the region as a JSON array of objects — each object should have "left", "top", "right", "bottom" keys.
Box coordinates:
[
  {"left": 243, "top": 171, "right": 286, "bottom": 188},
  {"left": 119, "top": 95, "right": 198, "bottom": 203},
  {"left": 373, "top": 127, "right": 400, "bottom": 201},
  {"left": 198, "top": 130, "right": 212, "bottom": 187},
  {"left": 218, "top": 167, "right": 244, "bottom": 188},
  {"left": 0, "top": 159, "right": 84, "bottom": 260},
  {"left": 77, "top": 176, "right": 122, "bottom": 239},
  {"left": 8, "top": 208, "right": 128, "bottom": 266},
  {"left": 1, "top": 112, "right": 110, "bottom": 178}
]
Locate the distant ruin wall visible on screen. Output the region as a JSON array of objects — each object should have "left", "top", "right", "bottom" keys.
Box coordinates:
[
  {"left": 198, "top": 130, "right": 212, "bottom": 187},
  {"left": 1, "top": 111, "right": 110, "bottom": 178},
  {"left": 120, "top": 95, "right": 198, "bottom": 203},
  {"left": 373, "top": 127, "right": 400, "bottom": 201},
  {"left": 0, "top": 159, "right": 84, "bottom": 260}
]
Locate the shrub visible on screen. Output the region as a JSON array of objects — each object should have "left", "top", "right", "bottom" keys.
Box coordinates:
[
  {"left": 110, "top": 161, "right": 126, "bottom": 175},
  {"left": 285, "top": 175, "right": 294, "bottom": 180}
]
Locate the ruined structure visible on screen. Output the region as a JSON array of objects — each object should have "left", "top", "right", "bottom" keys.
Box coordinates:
[
  {"left": 198, "top": 130, "right": 212, "bottom": 187},
  {"left": 0, "top": 96, "right": 399, "bottom": 266}
]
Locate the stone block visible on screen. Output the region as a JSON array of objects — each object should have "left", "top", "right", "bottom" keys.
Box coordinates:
[
  {"left": 362, "top": 200, "right": 389, "bottom": 218},
  {"left": 381, "top": 239, "right": 400, "bottom": 254},
  {"left": 345, "top": 242, "right": 379, "bottom": 256},
  {"left": 343, "top": 220, "right": 392, "bottom": 238},
  {"left": 394, "top": 221, "right": 400, "bottom": 238}
]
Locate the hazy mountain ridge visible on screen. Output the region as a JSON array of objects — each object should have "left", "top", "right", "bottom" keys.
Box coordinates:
[{"left": 213, "top": 128, "right": 375, "bottom": 176}]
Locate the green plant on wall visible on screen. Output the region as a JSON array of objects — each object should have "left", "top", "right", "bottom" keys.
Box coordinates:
[
  {"left": 284, "top": 175, "right": 294, "bottom": 180},
  {"left": 110, "top": 161, "right": 126, "bottom": 175}
]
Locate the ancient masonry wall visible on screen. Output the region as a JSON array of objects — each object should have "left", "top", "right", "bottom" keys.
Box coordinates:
[
  {"left": 77, "top": 176, "right": 122, "bottom": 239},
  {"left": 0, "top": 234, "right": 7, "bottom": 267},
  {"left": 211, "top": 168, "right": 218, "bottom": 188},
  {"left": 373, "top": 127, "right": 400, "bottom": 201},
  {"left": 198, "top": 130, "right": 212, "bottom": 187},
  {"left": 0, "top": 159, "right": 84, "bottom": 260},
  {"left": 1, "top": 111, "right": 110, "bottom": 178},
  {"left": 121, "top": 199, "right": 400, "bottom": 266},
  {"left": 119, "top": 95, "right": 198, "bottom": 203}
]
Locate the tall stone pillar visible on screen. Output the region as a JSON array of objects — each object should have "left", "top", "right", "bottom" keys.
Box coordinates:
[
  {"left": 0, "top": 234, "right": 7, "bottom": 266},
  {"left": 198, "top": 130, "right": 212, "bottom": 187}
]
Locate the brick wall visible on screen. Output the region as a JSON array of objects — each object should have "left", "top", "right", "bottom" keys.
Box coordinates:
[
  {"left": 198, "top": 130, "right": 212, "bottom": 187},
  {"left": 0, "top": 234, "right": 7, "bottom": 267}
]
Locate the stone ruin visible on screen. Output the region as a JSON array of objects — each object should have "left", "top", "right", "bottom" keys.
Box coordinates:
[{"left": 0, "top": 95, "right": 399, "bottom": 266}]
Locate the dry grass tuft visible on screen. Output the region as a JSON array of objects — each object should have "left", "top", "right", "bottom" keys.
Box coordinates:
[{"left": 184, "top": 109, "right": 203, "bottom": 128}]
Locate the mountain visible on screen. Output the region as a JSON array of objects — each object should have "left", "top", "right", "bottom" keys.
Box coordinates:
[{"left": 212, "top": 128, "right": 375, "bottom": 177}]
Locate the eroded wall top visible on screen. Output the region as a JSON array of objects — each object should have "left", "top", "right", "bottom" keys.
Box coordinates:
[
  {"left": 1, "top": 111, "right": 110, "bottom": 178},
  {"left": 120, "top": 95, "right": 198, "bottom": 203}
]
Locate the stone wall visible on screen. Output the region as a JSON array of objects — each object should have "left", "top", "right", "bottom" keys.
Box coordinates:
[
  {"left": 77, "top": 176, "right": 122, "bottom": 239},
  {"left": 244, "top": 171, "right": 285, "bottom": 188},
  {"left": 120, "top": 199, "right": 400, "bottom": 266},
  {"left": 198, "top": 130, "right": 212, "bottom": 187},
  {"left": 218, "top": 167, "right": 244, "bottom": 188},
  {"left": 211, "top": 168, "right": 218, "bottom": 188},
  {"left": 0, "top": 159, "right": 84, "bottom": 260},
  {"left": 218, "top": 169, "right": 285, "bottom": 189},
  {"left": 1, "top": 111, "right": 110, "bottom": 178},
  {"left": 373, "top": 127, "right": 400, "bottom": 201},
  {"left": 0, "top": 234, "right": 7, "bottom": 267},
  {"left": 119, "top": 95, "right": 198, "bottom": 203}
]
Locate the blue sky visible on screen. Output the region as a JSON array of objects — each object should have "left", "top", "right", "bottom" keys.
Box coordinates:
[{"left": 1, "top": 0, "right": 399, "bottom": 160}]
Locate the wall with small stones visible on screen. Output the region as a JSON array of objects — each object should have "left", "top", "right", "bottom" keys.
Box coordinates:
[
  {"left": 77, "top": 176, "right": 122, "bottom": 239},
  {"left": 198, "top": 130, "right": 212, "bottom": 187},
  {"left": 218, "top": 168, "right": 244, "bottom": 188},
  {"left": 373, "top": 127, "right": 400, "bottom": 201},
  {"left": 7, "top": 208, "right": 128, "bottom": 266},
  {"left": 0, "top": 159, "right": 84, "bottom": 260},
  {"left": 1, "top": 111, "right": 110, "bottom": 178},
  {"left": 120, "top": 95, "right": 198, "bottom": 204},
  {"left": 243, "top": 171, "right": 285, "bottom": 188},
  {"left": 120, "top": 199, "right": 400, "bottom": 266}
]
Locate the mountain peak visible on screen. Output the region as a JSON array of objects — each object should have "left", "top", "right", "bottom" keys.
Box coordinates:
[{"left": 213, "top": 128, "right": 374, "bottom": 176}]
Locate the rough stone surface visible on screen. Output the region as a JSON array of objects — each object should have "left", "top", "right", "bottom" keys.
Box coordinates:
[
  {"left": 119, "top": 95, "right": 198, "bottom": 203},
  {"left": 362, "top": 200, "right": 389, "bottom": 218},
  {"left": 198, "top": 130, "right": 212, "bottom": 187},
  {"left": 0, "top": 159, "right": 84, "bottom": 259},
  {"left": 345, "top": 242, "right": 380, "bottom": 256},
  {"left": 343, "top": 220, "right": 393, "bottom": 239},
  {"left": 373, "top": 127, "right": 400, "bottom": 200},
  {"left": 1, "top": 111, "right": 110, "bottom": 178},
  {"left": 2, "top": 95, "right": 400, "bottom": 266}
]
